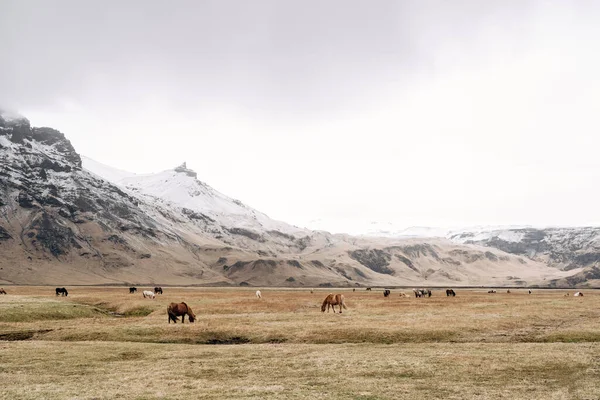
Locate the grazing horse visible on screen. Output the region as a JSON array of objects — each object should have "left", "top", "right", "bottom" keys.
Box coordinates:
[
  {"left": 488, "top": 290, "right": 496, "bottom": 294},
  {"left": 256, "top": 290, "right": 262, "bottom": 299},
  {"left": 154, "top": 287, "right": 163, "bottom": 295},
  {"left": 0, "top": 288, "right": 6, "bottom": 295},
  {"left": 574, "top": 292, "right": 584, "bottom": 297},
  {"left": 507, "top": 289, "right": 511, "bottom": 294},
  {"left": 366, "top": 287, "right": 372, "bottom": 291},
  {"left": 143, "top": 290, "right": 155, "bottom": 299},
  {"left": 446, "top": 289, "right": 456, "bottom": 297},
  {"left": 321, "top": 293, "right": 347, "bottom": 313},
  {"left": 167, "top": 302, "right": 196, "bottom": 323},
  {"left": 399, "top": 292, "right": 407, "bottom": 297},
  {"left": 413, "top": 288, "right": 431, "bottom": 298},
  {"left": 528, "top": 290, "right": 532, "bottom": 294},
  {"left": 55, "top": 287, "right": 68, "bottom": 296},
  {"left": 383, "top": 289, "right": 391, "bottom": 297},
  {"left": 129, "top": 287, "right": 137, "bottom": 294}
]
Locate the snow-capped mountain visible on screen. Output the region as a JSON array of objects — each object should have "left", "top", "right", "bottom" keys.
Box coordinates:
[
  {"left": 83, "top": 159, "right": 306, "bottom": 237},
  {"left": 0, "top": 111, "right": 591, "bottom": 287},
  {"left": 358, "top": 221, "right": 600, "bottom": 284},
  {"left": 449, "top": 227, "right": 600, "bottom": 271}
]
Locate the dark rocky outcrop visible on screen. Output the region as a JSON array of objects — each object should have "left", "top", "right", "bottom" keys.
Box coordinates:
[
  {"left": 30, "top": 213, "right": 75, "bottom": 256},
  {"left": 174, "top": 162, "right": 197, "bottom": 178},
  {"left": 225, "top": 227, "right": 264, "bottom": 242},
  {"left": 0, "top": 225, "right": 12, "bottom": 240},
  {"left": 349, "top": 249, "right": 394, "bottom": 275},
  {"left": 395, "top": 254, "right": 418, "bottom": 272}
]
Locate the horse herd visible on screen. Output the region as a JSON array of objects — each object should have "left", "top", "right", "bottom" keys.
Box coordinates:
[
  {"left": 22, "top": 286, "right": 591, "bottom": 321},
  {"left": 127, "top": 286, "right": 163, "bottom": 298}
]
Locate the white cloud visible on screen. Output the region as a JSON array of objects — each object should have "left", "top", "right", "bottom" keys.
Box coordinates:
[{"left": 5, "top": 0, "right": 600, "bottom": 233}]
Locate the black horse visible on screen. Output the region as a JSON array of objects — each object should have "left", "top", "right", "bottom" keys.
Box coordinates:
[
  {"left": 446, "top": 289, "right": 456, "bottom": 297},
  {"left": 129, "top": 287, "right": 137, "bottom": 294},
  {"left": 55, "top": 287, "right": 68, "bottom": 296},
  {"left": 366, "top": 287, "right": 372, "bottom": 291},
  {"left": 154, "top": 286, "right": 163, "bottom": 295},
  {"left": 383, "top": 289, "right": 391, "bottom": 297}
]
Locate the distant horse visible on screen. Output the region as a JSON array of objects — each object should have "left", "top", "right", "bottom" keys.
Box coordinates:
[
  {"left": 310, "top": 289, "right": 314, "bottom": 294},
  {"left": 321, "top": 293, "right": 347, "bottom": 313},
  {"left": 256, "top": 290, "right": 262, "bottom": 299},
  {"left": 0, "top": 288, "right": 6, "bottom": 295},
  {"left": 399, "top": 292, "right": 407, "bottom": 297},
  {"left": 154, "top": 287, "right": 163, "bottom": 295},
  {"left": 366, "top": 287, "right": 372, "bottom": 291},
  {"left": 446, "top": 289, "right": 456, "bottom": 297},
  {"left": 574, "top": 292, "right": 584, "bottom": 297},
  {"left": 129, "top": 287, "right": 137, "bottom": 294},
  {"left": 353, "top": 288, "right": 356, "bottom": 292},
  {"left": 507, "top": 289, "right": 511, "bottom": 294},
  {"left": 488, "top": 290, "right": 496, "bottom": 294},
  {"left": 55, "top": 287, "right": 68, "bottom": 296},
  {"left": 167, "top": 302, "right": 196, "bottom": 323},
  {"left": 413, "top": 288, "right": 431, "bottom": 298},
  {"left": 383, "top": 289, "right": 391, "bottom": 297},
  {"left": 143, "top": 290, "right": 155, "bottom": 299}
]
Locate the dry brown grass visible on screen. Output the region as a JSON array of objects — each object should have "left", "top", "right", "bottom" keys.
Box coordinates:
[{"left": 1, "top": 286, "right": 600, "bottom": 399}]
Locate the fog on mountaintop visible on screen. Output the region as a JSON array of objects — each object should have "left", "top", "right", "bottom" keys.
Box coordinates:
[{"left": 1, "top": 1, "right": 600, "bottom": 233}]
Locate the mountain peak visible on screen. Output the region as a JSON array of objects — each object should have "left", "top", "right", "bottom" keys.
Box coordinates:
[{"left": 174, "top": 162, "right": 197, "bottom": 178}]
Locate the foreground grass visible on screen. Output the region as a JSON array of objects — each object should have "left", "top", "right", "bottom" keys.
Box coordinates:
[
  {"left": 1, "top": 287, "right": 600, "bottom": 398},
  {"left": 1, "top": 341, "right": 599, "bottom": 399}
]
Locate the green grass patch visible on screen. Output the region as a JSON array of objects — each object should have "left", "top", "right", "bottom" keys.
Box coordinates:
[{"left": 0, "top": 300, "right": 104, "bottom": 322}]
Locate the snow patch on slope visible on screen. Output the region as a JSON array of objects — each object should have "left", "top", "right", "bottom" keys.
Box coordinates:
[{"left": 83, "top": 156, "right": 306, "bottom": 236}]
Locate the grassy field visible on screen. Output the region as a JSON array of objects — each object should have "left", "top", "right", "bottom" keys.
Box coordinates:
[{"left": 1, "top": 287, "right": 599, "bottom": 399}]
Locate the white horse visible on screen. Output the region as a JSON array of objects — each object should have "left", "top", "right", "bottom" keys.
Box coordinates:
[
  {"left": 256, "top": 290, "right": 262, "bottom": 299},
  {"left": 143, "top": 290, "right": 155, "bottom": 299},
  {"left": 574, "top": 292, "right": 584, "bottom": 297}
]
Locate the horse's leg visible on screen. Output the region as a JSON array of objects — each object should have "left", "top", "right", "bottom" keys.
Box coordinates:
[{"left": 182, "top": 314, "right": 185, "bottom": 323}]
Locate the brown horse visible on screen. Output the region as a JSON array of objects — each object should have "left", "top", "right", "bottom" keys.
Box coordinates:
[
  {"left": 0, "top": 288, "right": 6, "bottom": 295},
  {"left": 321, "top": 293, "right": 347, "bottom": 313},
  {"left": 167, "top": 302, "right": 196, "bottom": 323}
]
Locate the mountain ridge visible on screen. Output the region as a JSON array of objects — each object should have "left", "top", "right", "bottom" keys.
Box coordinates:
[{"left": 0, "top": 111, "right": 591, "bottom": 287}]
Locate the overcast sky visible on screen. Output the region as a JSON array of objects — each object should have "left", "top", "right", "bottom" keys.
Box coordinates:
[{"left": 1, "top": 1, "right": 600, "bottom": 233}]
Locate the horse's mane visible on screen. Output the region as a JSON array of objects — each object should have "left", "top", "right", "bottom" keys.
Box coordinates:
[{"left": 321, "top": 294, "right": 333, "bottom": 311}]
